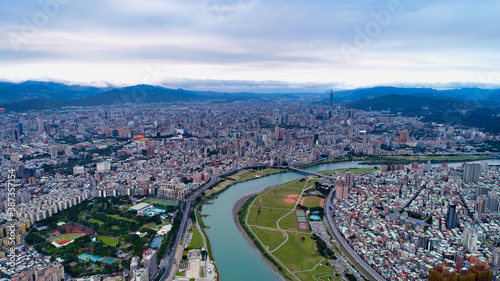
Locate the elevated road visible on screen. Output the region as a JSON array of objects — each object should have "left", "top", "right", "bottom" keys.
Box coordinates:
[
  {"left": 324, "top": 190, "right": 386, "bottom": 281},
  {"left": 160, "top": 166, "right": 274, "bottom": 280},
  {"left": 280, "top": 166, "right": 344, "bottom": 181}
]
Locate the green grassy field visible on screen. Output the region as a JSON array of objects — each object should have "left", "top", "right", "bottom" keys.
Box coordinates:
[
  {"left": 142, "top": 222, "right": 158, "bottom": 229},
  {"left": 144, "top": 198, "right": 178, "bottom": 207},
  {"left": 250, "top": 227, "right": 286, "bottom": 250},
  {"left": 89, "top": 218, "right": 104, "bottom": 225},
  {"left": 278, "top": 212, "right": 300, "bottom": 231},
  {"left": 242, "top": 176, "right": 334, "bottom": 279},
  {"left": 109, "top": 214, "right": 136, "bottom": 222},
  {"left": 295, "top": 265, "right": 340, "bottom": 281},
  {"left": 273, "top": 233, "right": 323, "bottom": 271},
  {"left": 51, "top": 233, "right": 84, "bottom": 242},
  {"left": 188, "top": 226, "right": 204, "bottom": 249},
  {"left": 231, "top": 168, "right": 284, "bottom": 182},
  {"left": 97, "top": 235, "right": 119, "bottom": 246},
  {"left": 319, "top": 167, "right": 378, "bottom": 176},
  {"left": 247, "top": 207, "right": 290, "bottom": 228},
  {"left": 301, "top": 197, "right": 323, "bottom": 208},
  {"left": 205, "top": 179, "right": 234, "bottom": 196}
]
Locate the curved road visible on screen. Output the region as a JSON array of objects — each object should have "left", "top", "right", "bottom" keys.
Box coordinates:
[{"left": 324, "top": 190, "right": 386, "bottom": 281}]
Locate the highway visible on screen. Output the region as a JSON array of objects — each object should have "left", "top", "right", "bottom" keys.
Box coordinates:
[
  {"left": 159, "top": 164, "right": 378, "bottom": 280},
  {"left": 159, "top": 175, "right": 221, "bottom": 280},
  {"left": 324, "top": 190, "right": 386, "bottom": 281},
  {"left": 159, "top": 167, "right": 247, "bottom": 280}
]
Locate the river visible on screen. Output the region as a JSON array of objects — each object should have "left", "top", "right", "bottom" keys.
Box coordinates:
[{"left": 201, "top": 159, "right": 500, "bottom": 281}]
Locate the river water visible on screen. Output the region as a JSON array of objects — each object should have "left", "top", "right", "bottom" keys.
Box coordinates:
[{"left": 202, "top": 159, "right": 500, "bottom": 281}]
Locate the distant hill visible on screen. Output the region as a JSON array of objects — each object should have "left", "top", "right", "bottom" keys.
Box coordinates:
[
  {"left": 74, "top": 85, "right": 197, "bottom": 106},
  {"left": 0, "top": 81, "right": 105, "bottom": 103},
  {"left": 328, "top": 86, "right": 500, "bottom": 105},
  {"left": 1, "top": 81, "right": 500, "bottom": 116},
  {"left": 348, "top": 94, "right": 500, "bottom": 133}
]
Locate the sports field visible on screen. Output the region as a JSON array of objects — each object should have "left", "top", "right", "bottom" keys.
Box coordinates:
[
  {"left": 243, "top": 176, "right": 339, "bottom": 280},
  {"left": 300, "top": 196, "right": 324, "bottom": 208},
  {"left": 50, "top": 233, "right": 84, "bottom": 245},
  {"left": 144, "top": 198, "right": 178, "bottom": 207},
  {"left": 97, "top": 235, "right": 119, "bottom": 246}
]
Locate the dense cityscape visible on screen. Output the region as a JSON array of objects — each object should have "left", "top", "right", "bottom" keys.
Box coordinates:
[{"left": 0, "top": 92, "right": 499, "bottom": 280}]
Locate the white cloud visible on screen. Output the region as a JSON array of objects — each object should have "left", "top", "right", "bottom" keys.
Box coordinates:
[{"left": 0, "top": 0, "right": 499, "bottom": 91}]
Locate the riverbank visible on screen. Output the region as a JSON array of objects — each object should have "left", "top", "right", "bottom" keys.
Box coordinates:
[
  {"left": 361, "top": 154, "right": 494, "bottom": 165},
  {"left": 194, "top": 167, "right": 288, "bottom": 280},
  {"left": 233, "top": 194, "right": 290, "bottom": 281}
]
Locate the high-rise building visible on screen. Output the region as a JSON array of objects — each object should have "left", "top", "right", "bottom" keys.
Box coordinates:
[
  {"left": 37, "top": 114, "right": 44, "bottom": 134},
  {"left": 487, "top": 190, "right": 499, "bottom": 213},
  {"left": 335, "top": 178, "right": 349, "bottom": 199},
  {"left": 445, "top": 205, "right": 458, "bottom": 229},
  {"left": 17, "top": 122, "right": 23, "bottom": 135},
  {"left": 463, "top": 163, "right": 481, "bottom": 183},
  {"left": 416, "top": 235, "right": 433, "bottom": 251},
  {"left": 274, "top": 124, "right": 280, "bottom": 140},
  {"left": 463, "top": 228, "right": 478, "bottom": 253},
  {"left": 399, "top": 130, "right": 409, "bottom": 144},
  {"left": 132, "top": 267, "right": 149, "bottom": 281},
  {"left": 235, "top": 138, "right": 241, "bottom": 150},
  {"left": 51, "top": 146, "right": 57, "bottom": 160},
  {"left": 475, "top": 195, "right": 487, "bottom": 220},
  {"left": 345, "top": 171, "right": 355, "bottom": 188},
  {"left": 329, "top": 90, "right": 333, "bottom": 111},
  {"left": 348, "top": 109, "right": 355, "bottom": 119},
  {"left": 143, "top": 249, "right": 157, "bottom": 280},
  {"left": 130, "top": 256, "right": 140, "bottom": 274},
  {"left": 426, "top": 160, "right": 432, "bottom": 173},
  {"left": 256, "top": 134, "right": 264, "bottom": 147}
]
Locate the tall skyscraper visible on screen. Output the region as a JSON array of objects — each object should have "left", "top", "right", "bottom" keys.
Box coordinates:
[
  {"left": 463, "top": 163, "right": 481, "bottom": 183},
  {"left": 426, "top": 160, "right": 432, "bottom": 173},
  {"left": 445, "top": 205, "right": 458, "bottom": 229},
  {"left": 17, "top": 123, "right": 23, "bottom": 135},
  {"left": 329, "top": 90, "right": 333, "bottom": 111},
  {"left": 37, "top": 114, "right": 45, "bottom": 134},
  {"left": 274, "top": 124, "right": 280, "bottom": 140}
]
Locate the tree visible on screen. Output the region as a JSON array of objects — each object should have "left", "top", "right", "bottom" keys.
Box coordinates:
[{"left": 201, "top": 250, "right": 208, "bottom": 261}]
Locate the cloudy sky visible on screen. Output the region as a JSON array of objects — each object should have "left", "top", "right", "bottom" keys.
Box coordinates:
[{"left": 0, "top": 0, "right": 499, "bottom": 92}]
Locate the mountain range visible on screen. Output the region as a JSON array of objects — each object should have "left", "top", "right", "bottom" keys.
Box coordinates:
[{"left": 1, "top": 81, "right": 500, "bottom": 132}]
